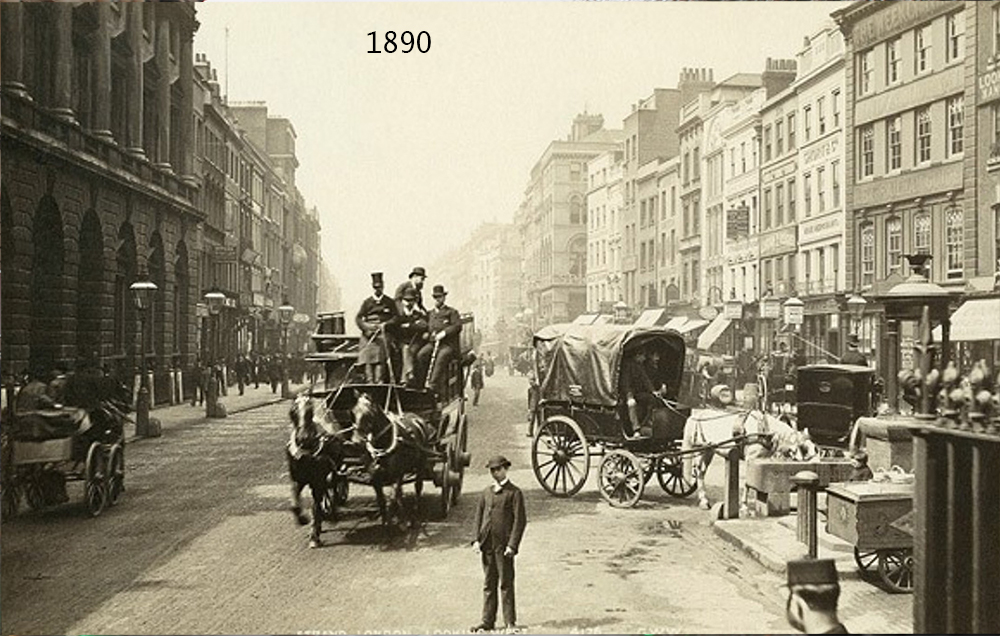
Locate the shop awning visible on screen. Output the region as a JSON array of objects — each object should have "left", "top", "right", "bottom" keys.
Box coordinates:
[
  {"left": 664, "top": 316, "right": 688, "bottom": 331},
  {"left": 633, "top": 309, "right": 666, "bottom": 327},
  {"left": 572, "top": 313, "right": 600, "bottom": 325},
  {"left": 697, "top": 314, "right": 732, "bottom": 350},
  {"left": 676, "top": 318, "right": 709, "bottom": 334},
  {"left": 932, "top": 297, "right": 1000, "bottom": 342}
]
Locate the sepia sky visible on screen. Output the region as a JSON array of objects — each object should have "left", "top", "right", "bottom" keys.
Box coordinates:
[{"left": 194, "top": 0, "right": 841, "bottom": 308}]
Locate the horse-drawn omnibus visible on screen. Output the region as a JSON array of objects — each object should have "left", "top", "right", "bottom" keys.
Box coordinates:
[{"left": 286, "top": 311, "right": 473, "bottom": 547}]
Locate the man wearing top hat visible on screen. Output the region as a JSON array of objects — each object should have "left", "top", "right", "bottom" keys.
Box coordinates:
[
  {"left": 356, "top": 272, "right": 398, "bottom": 383},
  {"left": 840, "top": 334, "right": 868, "bottom": 366},
  {"left": 784, "top": 558, "right": 849, "bottom": 634},
  {"left": 395, "top": 266, "right": 428, "bottom": 313},
  {"left": 471, "top": 455, "right": 527, "bottom": 633},
  {"left": 416, "top": 284, "right": 462, "bottom": 394}
]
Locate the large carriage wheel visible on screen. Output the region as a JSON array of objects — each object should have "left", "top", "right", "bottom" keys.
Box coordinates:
[
  {"left": 853, "top": 547, "right": 879, "bottom": 575},
  {"left": 84, "top": 443, "right": 107, "bottom": 517},
  {"left": 106, "top": 444, "right": 125, "bottom": 507},
  {"left": 656, "top": 455, "right": 698, "bottom": 498},
  {"left": 450, "top": 414, "right": 469, "bottom": 506},
  {"left": 597, "top": 449, "right": 644, "bottom": 508},
  {"left": 436, "top": 460, "right": 452, "bottom": 519},
  {"left": 877, "top": 548, "right": 914, "bottom": 593},
  {"left": 532, "top": 415, "right": 590, "bottom": 497}
]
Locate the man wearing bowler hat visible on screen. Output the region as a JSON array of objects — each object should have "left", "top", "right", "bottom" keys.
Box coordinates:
[
  {"left": 841, "top": 334, "right": 868, "bottom": 366},
  {"left": 784, "top": 558, "right": 848, "bottom": 634},
  {"left": 416, "top": 284, "right": 462, "bottom": 394},
  {"left": 395, "top": 266, "right": 428, "bottom": 313},
  {"left": 356, "top": 272, "right": 398, "bottom": 383},
  {"left": 471, "top": 455, "right": 526, "bottom": 633}
]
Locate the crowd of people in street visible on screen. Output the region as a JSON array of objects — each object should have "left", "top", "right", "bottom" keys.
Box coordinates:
[{"left": 187, "top": 351, "right": 313, "bottom": 407}]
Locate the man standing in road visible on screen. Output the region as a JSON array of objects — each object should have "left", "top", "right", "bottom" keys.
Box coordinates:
[
  {"left": 784, "top": 558, "right": 849, "bottom": 634},
  {"left": 471, "top": 455, "right": 527, "bottom": 634}
]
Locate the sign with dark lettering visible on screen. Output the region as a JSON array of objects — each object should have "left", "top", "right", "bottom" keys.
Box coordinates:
[
  {"left": 980, "top": 70, "right": 1000, "bottom": 104},
  {"left": 727, "top": 205, "right": 750, "bottom": 240}
]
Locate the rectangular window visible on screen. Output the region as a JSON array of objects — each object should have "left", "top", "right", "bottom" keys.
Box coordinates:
[
  {"left": 787, "top": 113, "right": 796, "bottom": 149},
  {"left": 729, "top": 149, "right": 735, "bottom": 178},
  {"left": 859, "top": 49, "right": 874, "bottom": 95},
  {"left": 776, "top": 120, "right": 784, "bottom": 156},
  {"left": 947, "top": 12, "right": 964, "bottom": 62},
  {"left": 776, "top": 183, "right": 784, "bottom": 227},
  {"left": 861, "top": 224, "right": 875, "bottom": 287},
  {"left": 693, "top": 148, "right": 700, "bottom": 180},
  {"left": 916, "top": 107, "right": 932, "bottom": 164},
  {"left": 804, "top": 106, "right": 812, "bottom": 141},
  {"left": 804, "top": 172, "right": 812, "bottom": 217},
  {"left": 994, "top": 103, "right": 1000, "bottom": 147},
  {"left": 861, "top": 125, "right": 875, "bottom": 177},
  {"left": 914, "top": 213, "right": 931, "bottom": 254},
  {"left": 787, "top": 178, "right": 796, "bottom": 222},
  {"left": 764, "top": 125, "right": 772, "bottom": 162},
  {"left": 887, "top": 37, "right": 901, "bottom": 84},
  {"left": 816, "top": 167, "right": 825, "bottom": 213},
  {"left": 693, "top": 198, "right": 699, "bottom": 234},
  {"left": 887, "top": 116, "right": 901, "bottom": 171},
  {"left": 832, "top": 90, "right": 841, "bottom": 129},
  {"left": 948, "top": 95, "right": 964, "bottom": 156},
  {"left": 832, "top": 161, "right": 841, "bottom": 208},
  {"left": 886, "top": 217, "right": 903, "bottom": 274},
  {"left": 915, "top": 25, "right": 930, "bottom": 74},
  {"left": 763, "top": 188, "right": 772, "bottom": 230},
  {"left": 741, "top": 142, "right": 746, "bottom": 172},
  {"left": 817, "top": 97, "right": 826, "bottom": 135},
  {"left": 946, "top": 207, "right": 964, "bottom": 279}
]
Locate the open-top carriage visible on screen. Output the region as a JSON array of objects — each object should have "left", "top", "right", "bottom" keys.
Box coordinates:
[
  {"left": 529, "top": 323, "right": 707, "bottom": 508},
  {"left": 299, "top": 311, "right": 474, "bottom": 526}
]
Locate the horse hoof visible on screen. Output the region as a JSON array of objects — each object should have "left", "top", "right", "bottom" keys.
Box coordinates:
[
  {"left": 699, "top": 499, "right": 711, "bottom": 511},
  {"left": 309, "top": 539, "right": 322, "bottom": 549},
  {"left": 297, "top": 514, "right": 310, "bottom": 526}
]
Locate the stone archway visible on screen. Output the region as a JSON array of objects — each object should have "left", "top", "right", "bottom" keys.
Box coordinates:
[
  {"left": 77, "top": 209, "right": 104, "bottom": 362},
  {"left": 174, "top": 239, "right": 190, "bottom": 366},
  {"left": 147, "top": 231, "right": 167, "bottom": 404},
  {"left": 114, "top": 222, "right": 137, "bottom": 382},
  {"left": 30, "top": 195, "right": 65, "bottom": 375}
]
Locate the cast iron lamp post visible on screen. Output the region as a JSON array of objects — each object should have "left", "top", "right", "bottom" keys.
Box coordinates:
[
  {"left": 130, "top": 278, "right": 157, "bottom": 437},
  {"left": 846, "top": 291, "right": 867, "bottom": 337},
  {"left": 204, "top": 289, "right": 227, "bottom": 418},
  {"left": 278, "top": 298, "right": 294, "bottom": 399}
]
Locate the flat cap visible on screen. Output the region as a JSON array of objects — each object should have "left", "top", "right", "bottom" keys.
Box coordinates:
[
  {"left": 787, "top": 558, "right": 839, "bottom": 586},
  {"left": 485, "top": 455, "right": 511, "bottom": 469}
]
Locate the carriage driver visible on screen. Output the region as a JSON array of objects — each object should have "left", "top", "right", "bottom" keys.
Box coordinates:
[
  {"left": 620, "top": 349, "right": 667, "bottom": 439},
  {"left": 356, "top": 272, "right": 398, "bottom": 383},
  {"left": 416, "top": 284, "right": 462, "bottom": 395}
]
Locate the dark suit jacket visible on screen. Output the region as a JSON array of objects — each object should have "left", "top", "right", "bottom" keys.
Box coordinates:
[
  {"left": 428, "top": 304, "right": 462, "bottom": 351},
  {"left": 356, "top": 294, "right": 398, "bottom": 336},
  {"left": 473, "top": 481, "right": 526, "bottom": 554},
  {"left": 394, "top": 280, "right": 426, "bottom": 312}
]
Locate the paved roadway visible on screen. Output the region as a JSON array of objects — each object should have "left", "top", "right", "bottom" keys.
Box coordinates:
[{"left": 0, "top": 373, "right": 909, "bottom": 634}]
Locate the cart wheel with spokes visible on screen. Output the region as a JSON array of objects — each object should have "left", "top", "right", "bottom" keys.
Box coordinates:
[
  {"left": 877, "top": 548, "right": 914, "bottom": 593},
  {"left": 656, "top": 454, "right": 698, "bottom": 498},
  {"left": 532, "top": 415, "right": 590, "bottom": 497},
  {"left": 598, "top": 449, "right": 645, "bottom": 508},
  {"left": 84, "top": 443, "right": 107, "bottom": 517},
  {"left": 450, "top": 414, "right": 469, "bottom": 506},
  {"left": 106, "top": 444, "right": 125, "bottom": 506},
  {"left": 436, "top": 460, "right": 452, "bottom": 519},
  {"left": 853, "top": 547, "right": 879, "bottom": 575}
]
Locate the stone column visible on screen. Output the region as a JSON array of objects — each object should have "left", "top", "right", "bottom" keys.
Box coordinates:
[
  {"left": 90, "top": 2, "right": 113, "bottom": 141},
  {"left": 126, "top": 1, "right": 145, "bottom": 158},
  {"left": 1, "top": 2, "right": 30, "bottom": 98},
  {"left": 154, "top": 16, "right": 172, "bottom": 171},
  {"left": 179, "top": 30, "right": 195, "bottom": 181},
  {"left": 50, "top": 1, "right": 76, "bottom": 121}
]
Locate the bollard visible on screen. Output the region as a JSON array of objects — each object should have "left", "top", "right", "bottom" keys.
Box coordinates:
[
  {"left": 791, "top": 470, "right": 821, "bottom": 558},
  {"left": 723, "top": 447, "right": 741, "bottom": 519}
]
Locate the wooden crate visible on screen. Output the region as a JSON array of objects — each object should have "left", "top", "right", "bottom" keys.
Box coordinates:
[
  {"left": 745, "top": 458, "right": 855, "bottom": 516},
  {"left": 826, "top": 481, "right": 913, "bottom": 550}
]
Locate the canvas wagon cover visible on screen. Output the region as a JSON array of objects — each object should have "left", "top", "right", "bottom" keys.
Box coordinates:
[{"left": 533, "top": 323, "right": 685, "bottom": 407}]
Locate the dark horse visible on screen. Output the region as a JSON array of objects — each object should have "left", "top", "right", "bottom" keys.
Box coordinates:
[
  {"left": 350, "top": 391, "right": 433, "bottom": 529},
  {"left": 287, "top": 394, "right": 343, "bottom": 548}
]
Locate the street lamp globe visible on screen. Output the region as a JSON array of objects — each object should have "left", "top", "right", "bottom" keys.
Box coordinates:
[
  {"left": 846, "top": 292, "right": 867, "bottom": 322},
  {"left": 278, "top": 301, "right": 295, "bottom": 325},
  {"left": 129, "top": 279, "right": 157, "bottom": 310},
  {"left": 613, "top": 300, "right": 628, "bottom": 323}
]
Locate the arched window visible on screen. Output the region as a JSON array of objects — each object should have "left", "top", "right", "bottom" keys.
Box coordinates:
[
  {"left": 568, "top": 235, "right": 586, "bottom": 279},
  {"left": 886, "top": 216, "right": 902, "bottom": 274},
  {"left": 30, "top": 196, "right": 65, "bottom": 374},
  {"left": 860, "top": 222, "right": 875, "bottom": 288},
  {"left": 174, "top": 240, "right": 190, "bottom": 364},
  {"left": 77, "top": 210, "right": 104, "bottom": 361},
  {"left": 945, "top": 207, "right": 963, "bottom": 279},
  {"left": 914, "top": 212, "right": 931, "bottom": 255}
]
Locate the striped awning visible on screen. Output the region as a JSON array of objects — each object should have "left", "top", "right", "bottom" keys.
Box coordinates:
[{"left": 697, "top": 314, "right": 732, "bottom": 350}]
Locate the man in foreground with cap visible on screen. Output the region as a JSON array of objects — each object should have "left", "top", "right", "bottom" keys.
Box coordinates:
[
  {"left": 841, "top": 334, "right": 868, "bottom": 366},
  {"left": 416, "top": 284, "right": 462, "bottom": 394},
  {"left": 785, "top": 558, "right": 849, "bottom": 634},
  {"left": 356, "top": 272, "right": 398, "bottom": 383},
  {"left": 471, "top": 455, "right": 527, "bottom": 634}
]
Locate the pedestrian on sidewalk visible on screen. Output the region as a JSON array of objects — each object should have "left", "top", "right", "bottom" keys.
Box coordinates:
[
  {"left": 190, "top": 357, "right": 205, "bottom": 406},
  {"left": 784, "top": 558, "right": 849, "bottom": 634},
  {"left": 471, "top": 455, "right": 526, "bottom": 634},
  {"left": 470, "top": 358, "right": 484, "bottom": 406}
]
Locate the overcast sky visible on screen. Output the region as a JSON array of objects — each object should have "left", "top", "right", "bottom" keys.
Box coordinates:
[{"left": 194, "top": 0, "right": 841, "bottom": 307}]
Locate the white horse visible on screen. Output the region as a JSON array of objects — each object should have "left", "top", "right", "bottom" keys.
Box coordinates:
[{"left": 681, "top": 407, "right": 815, "bottom": 511}]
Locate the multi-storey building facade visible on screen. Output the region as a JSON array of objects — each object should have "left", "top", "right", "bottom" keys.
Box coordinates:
[
  {"left": 586, "top": 150, "right": 623, "bottom": 311},
  {"left": 517, "top": 113, "right": 622, "bottom": 325},
  {"left": 793, "top": 23, "right": 848, "bottom": 361},
  {"left": 1, "top": 1, "right": 200, "bottom": 401},
  {"left": 470, "top": 223, "right": 522, "bottom": 347},
  {"left": 975, "top": 1, "right": 1000, "bottom": 288},
  {"left": 655, "top": 157, "right": 682, "bottom": 305},
  {"left": 834, "top": 1, "right": 976, "bottom": 371}
]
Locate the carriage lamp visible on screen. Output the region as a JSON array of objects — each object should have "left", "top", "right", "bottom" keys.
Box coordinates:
[
  {"left": 279, "top": 298, "right": 295, "bottom": 399},
  {"left": 130, "top": 279, "right": 158, "bottom": 436},
  {"left": 846, "top": 292, "right": 867, "bottom": 336},
  {"left": 204, "top": 288, "right": 228, "bottom": 419}
]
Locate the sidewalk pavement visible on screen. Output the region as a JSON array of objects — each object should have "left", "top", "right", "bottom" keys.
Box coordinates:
[{"left": 125, "top": 382, "right": 308, "bottom": 443}]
